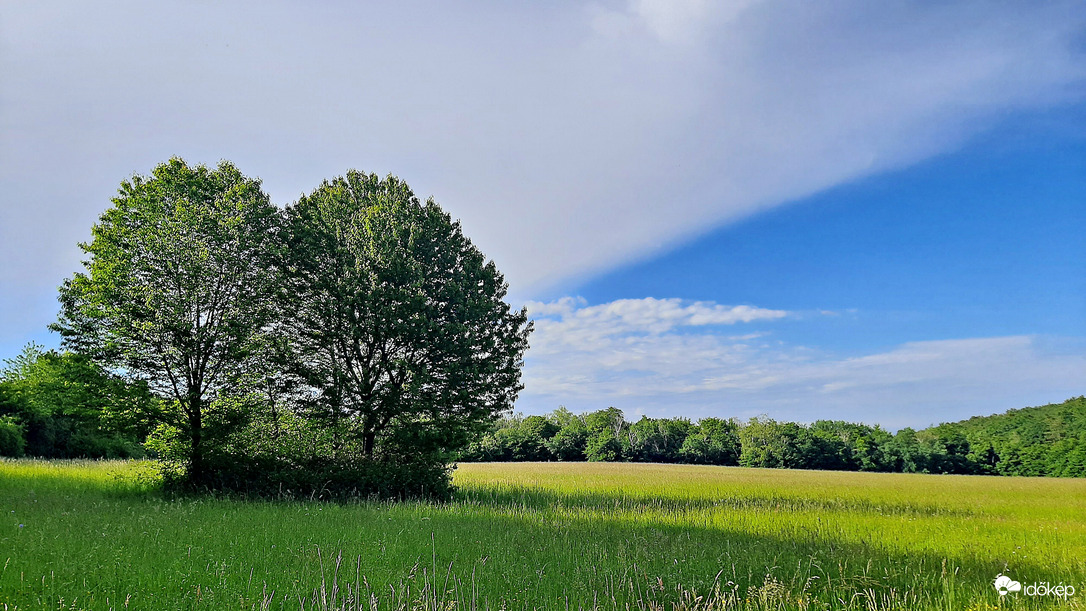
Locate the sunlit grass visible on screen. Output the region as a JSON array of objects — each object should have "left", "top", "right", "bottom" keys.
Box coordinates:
[
  {"left": 0, "top": 458, "right": 161, "bottom": 496},
  {"left": 1, "top": 459, "right": 1083, "bottom": 610}
]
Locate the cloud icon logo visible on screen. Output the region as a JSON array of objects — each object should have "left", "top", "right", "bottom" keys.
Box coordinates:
[{"left": 994, "top": 574, "right": 1022, "bottom": 596}]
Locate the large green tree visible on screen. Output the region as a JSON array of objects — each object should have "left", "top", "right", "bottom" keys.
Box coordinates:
[
  {"left": 281, "top": 171, "right": 531, "bottom": 462},
  {"left": 52, "top": 158, "right": 280, "bottom": 484}
]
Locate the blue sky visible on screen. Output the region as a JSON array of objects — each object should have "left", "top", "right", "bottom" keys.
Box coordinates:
[
  {"left": 2, "top": 1, "right": 1084, "bottom": 429},
  {"left": 518, "top": 105, "right": 1086, "bottom": 427},
  {"left": 570, "top": 106, "right": 1086, "bottom": 351}
]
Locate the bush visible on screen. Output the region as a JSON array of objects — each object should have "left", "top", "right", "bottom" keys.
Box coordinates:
[
  {"left": 0, "top": 417, "right": 25, "bottom": 457},
  {"left": 67, "top": 430, "right": 145, "bottom": 459},
  {"left": 155, "top": 411, "right": 456, "bottom": 500},
  {"left": 162, "top": 451, "right": 454, "bottom": 501}
]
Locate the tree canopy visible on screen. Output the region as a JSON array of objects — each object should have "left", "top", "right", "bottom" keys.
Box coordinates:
[
  {"left": 279, "top": 171, "right": 531, "bottom": 462},
  {"left": 0, "top": 343, "right": 157, "bottom": 458},
  {"left": 52, "top": 159, "right": 283, "bottom": 484}
]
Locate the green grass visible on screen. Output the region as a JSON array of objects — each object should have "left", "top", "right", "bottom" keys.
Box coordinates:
[{"left": 1, "top": 460, "right": 1084, "bottom": 610}]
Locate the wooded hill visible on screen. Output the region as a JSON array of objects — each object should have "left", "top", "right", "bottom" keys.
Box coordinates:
[{"left": 928, "top": 395, "right": 1086, "bottom": 476}]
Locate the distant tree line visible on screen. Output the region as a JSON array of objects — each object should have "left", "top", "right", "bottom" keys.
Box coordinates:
[{"left": 457, "top": 397, "right": 1086, "bottom": 477}]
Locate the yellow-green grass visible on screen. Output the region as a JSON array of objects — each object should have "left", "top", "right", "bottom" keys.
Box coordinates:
[{"left": 1, "top": 459, "right": 1084, "bottom": 610}]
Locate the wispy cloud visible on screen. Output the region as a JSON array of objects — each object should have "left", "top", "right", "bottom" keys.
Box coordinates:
[
  {"left": 526, "top": 297, "right": 786, "bottom": 341},
  {"left": 520, "top": 297, "right": 1086, "bottom": 428}
]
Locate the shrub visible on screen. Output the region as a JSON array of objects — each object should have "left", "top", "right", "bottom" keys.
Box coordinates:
[
  {"left": 67, "top": 431, "right": 145, "bottom": 459},
  {"left": 0, "top": 417, "right": 25, "bottom": 457},
  {"left": 157, "top": 411, "right": 456, "bottom": 500}
]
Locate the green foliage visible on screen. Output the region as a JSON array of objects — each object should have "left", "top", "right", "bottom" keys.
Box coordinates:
[
  {"left": 0, "top": 416, "right": 25, "bottom": 457},
  {"left": 929, "top": 396, "right": 1086, "bottom": 477},
  {"left": 585, "top": 428, "right": 623, "bottom": 462},
  {"left": 201, "top": 407, "right": 455, "bottom": 499},
  {"left": 547, "top": 414, "right": 588, "bottom": 461},
  {"left": 279, "top": 171, "right": 531, "bottom": 465},
  {"left": 738, "top": 417, "right": 806, "bottom": 468},
  {"left": 584, "top": 407, "right": 626, "bottom": 437},
  {"left": 679, "top": 417, "right": 740, "bottom": 465},
  {"left": 0, "top": 343, "right": 155, "bottom": 458},
  {"left": 40, "top": 160, "right": 528, "bottom": 498},
  {"left": 626, "top": 416, "right": 692, "bottom": 462},
  {"left": 457, "top": 398, "right": 1086, "bottom": 478},
  {"left": 143, "top": 422, "right": 188, "bottom": 462},
  {"left": 458, "top": 414, "right": 556, "bottom": 462},
  {"left": 52, "top": 158, "right": 282, "bottom": 483},
  {"left": 522, "top": 415, "right": 560, "bottom": 441},
  {"left": 583, "top": 407, "right": 628, "bottom": 462}
]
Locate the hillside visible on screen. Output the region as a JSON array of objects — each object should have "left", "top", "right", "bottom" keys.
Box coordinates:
[{"left": 927, "top": 396, "right": 1086, "bottom": 476}]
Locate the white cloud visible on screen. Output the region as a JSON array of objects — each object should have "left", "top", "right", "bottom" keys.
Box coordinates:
[
  {"left": 525, "top": 297, "right": 787, "bottom": 353},
  {"left": 591, "top": 0, "right": 747, "bottom": 44},
  {"left": 523, "top": 297, "right": 799, "bottom": 396},
  {"left": 519, "top": 298, "right": 1086, "bottom": 428}
]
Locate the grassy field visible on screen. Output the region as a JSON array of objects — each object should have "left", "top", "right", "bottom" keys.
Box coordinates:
[{"left": 1, "top": 460, "right": 1084, "bottom": 610}]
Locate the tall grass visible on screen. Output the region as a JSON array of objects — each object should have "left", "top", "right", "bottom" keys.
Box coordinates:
[{"left": 1, "top": 459, "right": 1083, "bottom": 610}]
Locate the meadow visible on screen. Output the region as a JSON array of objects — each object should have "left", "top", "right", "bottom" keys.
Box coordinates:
[{"left": 1, "top": 460, "right": 1084, "bottom": 610}]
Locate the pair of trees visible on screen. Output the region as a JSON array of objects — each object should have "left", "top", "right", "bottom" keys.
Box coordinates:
[{"left": 53, "top": 159, "right": 531, "bottom": 495}]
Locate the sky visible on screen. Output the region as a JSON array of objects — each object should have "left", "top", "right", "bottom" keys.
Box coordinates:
[{"left": 1, "top": 1, "right": 1084, "bottom": 429}]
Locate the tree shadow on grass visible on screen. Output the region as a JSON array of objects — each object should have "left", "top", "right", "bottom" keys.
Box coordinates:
[{"left": 455, "top": 482, "right": 979, "bottom": 518}]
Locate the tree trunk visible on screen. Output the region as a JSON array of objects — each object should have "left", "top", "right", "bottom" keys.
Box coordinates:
[
  {"left": 362, "top": 429, "right": 376, "bottom": 459},
  {"left": 187, "top": 392, "right": 205, "bottom": 486}
]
